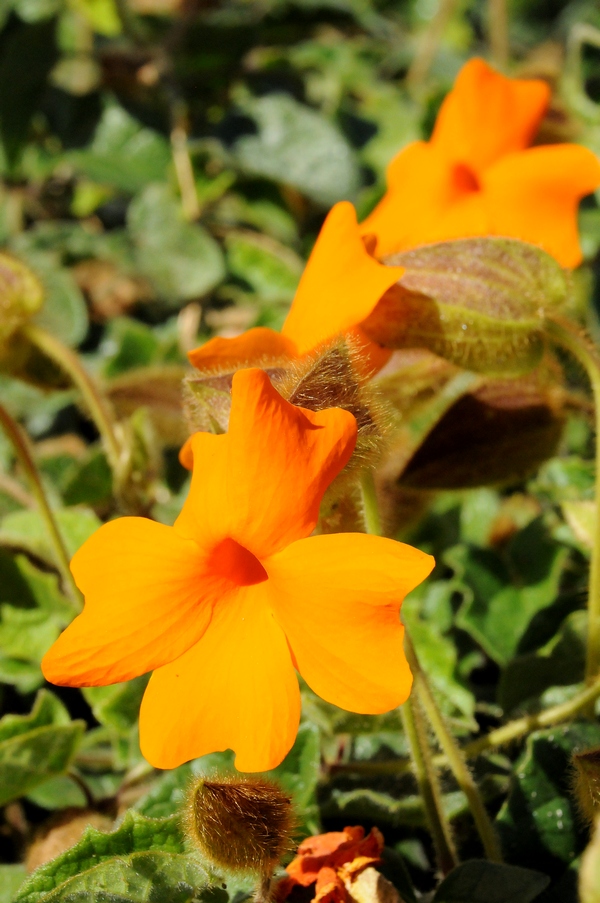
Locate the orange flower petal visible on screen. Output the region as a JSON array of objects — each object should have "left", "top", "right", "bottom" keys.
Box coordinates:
[
  {"left": 139, "top": 584, "right": 300, "bottom": 771},
  {"left": 359, "top": 142, "right": 456, "bottom": 257},
  {"left": 431, "top": 57, "right": 549, "bottom": 172},
  {"left": 267, "top": 533, "right": 434, "bottom": 713},
  {"left": 188, "top": 327, "right": 298, "bottom": 372},
  {"left": 282, "top": 202, "right": 405, "bottom": 354},
  {"left": 174, "top": 369, "right": 358, "bottom": 558},
  {"left": 482, "top": 144, "right": 600, "bottom": 267},
  {"left": 41, "top": 518, "right": 222, "bottom": 686}
]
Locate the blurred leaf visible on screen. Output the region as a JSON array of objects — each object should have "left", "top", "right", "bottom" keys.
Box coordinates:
[
  {"left": 496, "top": 722, "right": 600, "bottom": 876},
  {"left": 562, "top": 500, "right": 595, "bottom": 550},
  {"left": 225, "top": 230, "right": 301, "bottom": 302},
  {"left": 267, "top": 723, "right": 321, "bottom": 834},
  {"left": 0, "top": 506, "right": 101, "bottom": 566},
  {"left": 83, "top": 676, "right": 149, "bottom": 735},
  {"left": 128, "top": 185, "right": 226, "bottom": 305},
  {"left": 453, "top": 519, "right": 569, "bottom": 665},
  {"left": 363, "top": 238, "right": 568, "bottom": 376},
  {"left": 0, "top": 690, "right": 84, "bottom": 806},
  {"left": 69, "top": 105, "right": 170, "bottom": 194},
  {"left": 431, "top": 860, "right": 549, "bottom": 903},
  {"left": 0, "top": 18, "right": 58, "bottom": 165},
  {"left": 499, "top": 611, "right": 586, "bottom": 713},
  {"left": 0, "top": 865, "right": 27, "bottom": 903},
  {"left": 26, "top": 773, "right": 87, "bottom": 809},
  {"left": 233, "top": 94, "right": 360, "bottom": 206},
  {"left": 62, "top": 449, "right": 112, "bottom": 506},
  {"left": 14, "top": 810, "right": 218, "bottom": 903}
]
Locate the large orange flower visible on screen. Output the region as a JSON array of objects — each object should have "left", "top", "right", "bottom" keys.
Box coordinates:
[
  {"left": 42, "top": 369, "right": 433, "bottom": 772},
  {"left": 188, "top": 202, "right": 405, "bottom": 376},
  {"left": 361, "top": 57, "right": 600, "bottom": 267}
]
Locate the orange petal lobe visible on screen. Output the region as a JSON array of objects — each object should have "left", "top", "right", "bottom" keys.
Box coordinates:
[
  {"left": 483, "top": 144, "right": 600, "bottom": 267},
  {"left": 42, "top": 518, "right": 221, "bottom": 686},
  {"left": 188, "top": 327, "right": 298, "bottom": 372},
  {"left": 177, "top": 369, "right": 357, "bottom": 557},
  {"left": 431, "top": 57, "right": 550, "bottom": 172},
  {"left": 139, "top": 584, "right": 300, "bottom": 772},
  {"left": 282, "top": 202, "right": 404, "bottom": 354},
  {"left": 267, "top": 533, "right": 434, "bottom": 713}
]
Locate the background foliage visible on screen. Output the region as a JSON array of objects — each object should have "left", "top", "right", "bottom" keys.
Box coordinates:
[{"left": 2, "top": 0, "right": 600, "bottom": 899}]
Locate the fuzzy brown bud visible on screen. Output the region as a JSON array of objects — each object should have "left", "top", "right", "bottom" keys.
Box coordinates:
[
  {"left": 184, "top": 776, "right": 295, "bottom": 880},
  {"left": 572, "top": 747, "right": 600, "bottom": 826}
]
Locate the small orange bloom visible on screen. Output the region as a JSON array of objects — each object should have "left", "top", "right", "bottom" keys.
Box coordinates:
[
  {"left": 277, "top": 826, "right": 384, "bottom": 903},
  {"left": 188, "top": 202, "right": 404, "bottom": 377},
  {"left": 42, "top": 369, "right": 433, "bottom": 772},
  {"left": 361, "top": 57, "right": 600, "bottom": 267}
]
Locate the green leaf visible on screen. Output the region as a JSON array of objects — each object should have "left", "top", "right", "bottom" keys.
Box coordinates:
[
  {"left": 128, "top": 185, "right": 225, "bottom": 305},
  {"left": 452, "top": 518, "right": 569, "bottom": 665},
  {"left": 431, "top": 860, "right": 549, "bottom": 903},
  {"left": 83, "top": 676, "right": 149, "bottom": 735},
  {"left": 362, "top": 238, "right": 568, "bottom": 376},
  {"left": 225, "top": 231, "right": 301, "bottom": 301},
  {"left": 498, "top": 610, "right": 586, "bottom": 713},
  {"left": 267, "top": 723, "right": 321, "bottom": 833},
  {"left": 496, "top": 722, "right": 600, "bottom": 876},
  {"left": 69, "top": 105, "right": 170, "bottom": 194},
  {"left": 15, "top": 810, "right": 224, "bottom": 903},
  {"left": 0, "top": 506, "right": 101, "bottom": 566},
  {"left": 0, "top": 690, "right": 85, "bottom": 806},
  {"left": 0, "top": 864, "right": 27, "bottom": 903},
  {"left": 0, "top": 19, "right": 58, "bottom": 166},
  {"left": 62, "top": 450, "right": 112, "bottom": 507},
  {"left": 233, "top": 94, "right": 360, "bottom": 206}
]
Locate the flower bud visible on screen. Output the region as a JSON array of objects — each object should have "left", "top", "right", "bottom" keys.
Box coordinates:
[
  {"left": 184, "top": 776, "right": 295, "bottom": 879},
  {"left": 0, "top": 252, "right": 44, "bottom": 345},
  {"left": 572, "top": 747, "right": 600, "bottom": 826}
]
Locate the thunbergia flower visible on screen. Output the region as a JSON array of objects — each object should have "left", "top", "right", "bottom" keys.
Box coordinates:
[
  {"left": 42, "top": 369, "right": 434, "bottom": 772},
  {"left": 188, "top": 202, "right": 404, "bottom": 376},
  {"left": 361, "top": 57, "right": 600, "bottom": 267}
]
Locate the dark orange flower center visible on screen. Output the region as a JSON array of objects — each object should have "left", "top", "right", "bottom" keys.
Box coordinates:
[
  {"left": 209, "top": 537, "right": 268, "bottom": 586},
  {"left": 452, "top": 162, "right": 481, "bottom": 194}
]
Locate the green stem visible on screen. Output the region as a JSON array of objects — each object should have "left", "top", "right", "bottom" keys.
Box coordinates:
[
  {"left": 333, "top": 671, "right": 600, "bottom": 777},
  {"left": 406, "top": 637, "right": 503, "bottom": 861},
  {"left": 23, "top": 323, "right": 124, "bottom": 480},
  {"left": 0, "top": 401, "right": 82, "bottom": 607},
  {"left": 401, "top": 697, "right": 457, "bottom": 874},
  {"left": 545, "top": 318, "right": 600, "bottom": 687},
  {"left": 360, "top": 470, "right": 382, "bottom": 536},
  {"left": 488, "top": 0, "right": 509, "bottom": 69}
]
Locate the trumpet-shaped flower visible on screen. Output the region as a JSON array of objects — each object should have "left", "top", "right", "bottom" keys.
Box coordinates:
[
  {"left": 188, "top": 202, "right": 404, "bottom": 376},
  {"left": 361, "top": 57, "right": 600, "bottom": 267},
  {"left": 42, "top": 369, "right": 433, "bottom": 772}
]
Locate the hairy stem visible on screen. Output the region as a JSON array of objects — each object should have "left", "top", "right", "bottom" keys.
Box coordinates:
[
  {"left": 332, "top": 671, "right": 600, "bottom": 778},
  {"left": 360, "top": 470, "right": 382, "bottom": 536},
  {"left": 23, "top": 323, "right": 124, "bottom": 481},
  {"left": 545, "top": 317, "right": 600, "bottom": 689},
  {"left": 0, "top": 401, "right": 82, "bottom": 606},
  {"left": 406, "top": 637, "right": 502, "bottom": 861},
  {"left": 401, "top": 697, "right": 457, "bottom": 874}
]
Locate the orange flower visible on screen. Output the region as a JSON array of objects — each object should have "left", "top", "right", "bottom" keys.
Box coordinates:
[
  {"left": 188, "top": 202, "right": 404, "bottom": 377},
  {"left": 41, "top": 369, "right": 433, "bottom": 772},
  {"left": 276, "top": 826, "right": 384, "bottom": 903},
  {"left": 361, "top": 57, "right": 600, "bottom": 267}
]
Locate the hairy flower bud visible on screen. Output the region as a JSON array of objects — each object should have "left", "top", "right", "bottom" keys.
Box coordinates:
[
  {"left": 572, "top": 747, "right": 600, "bottom": 826},
  {"left": 184, "top": 776, "right": 295, "bottom": 880}
]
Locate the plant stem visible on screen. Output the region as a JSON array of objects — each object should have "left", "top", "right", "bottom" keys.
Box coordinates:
[
  {"left": 488, "top": 0, "right": 509, "bottom": 69},
  {"left": 0, "top": 401, "right": 82, "bottom": 606},
  {"left": 401, "top": 697, "right": 457, "bottom": 874},
  {"left": 545, "top": 317, "right": 600, "bottom": 688},
  {"left": 22, "top": 323, "right": 124, "bottom": 480},
  {"left": 361, "top": 470, "right": 382, "bottom": 536},
  {"left": 332, "top": 671, "right": 600, "bottom": 778},
  {"left": 406, "top": 637, "right": 503, "bottom": 861},
  {"left": 406, "top": 0, "right": 461, "bottom": 91}
]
